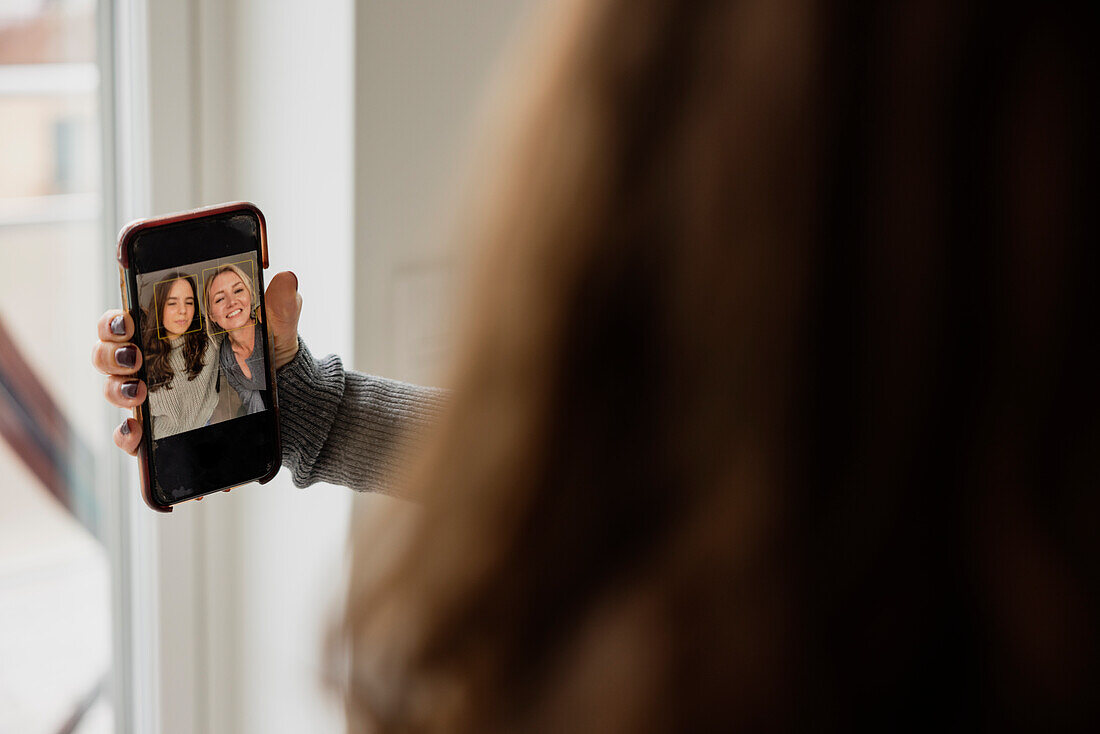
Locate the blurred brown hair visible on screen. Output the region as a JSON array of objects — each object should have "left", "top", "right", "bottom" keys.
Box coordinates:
[{"left": 342, "top": 0, "right": 1099, "bottom": 730}]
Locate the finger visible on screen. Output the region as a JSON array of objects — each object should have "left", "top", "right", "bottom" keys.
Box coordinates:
[
  {"left": 114, "top": 417, "right": 142, "bottom": 456},
  {"left": 266, "top": 271, "right": 302, "bottom": 324},
  {"left": 265, "top": 271, "right": 302, "bottom": 369},
  {"left": 104, "top": 375, "right": 147, "bottom": 409},
  {"left": 97, "top": 309, "right": 134, "bottom": 342},
  {"left": 92, "top": 340, "right": 142, "bottom": 376}
]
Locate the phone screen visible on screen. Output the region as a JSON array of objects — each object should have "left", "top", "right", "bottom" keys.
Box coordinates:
[{"left": 123, "top": 208, "right": 279, "bottom": 507}]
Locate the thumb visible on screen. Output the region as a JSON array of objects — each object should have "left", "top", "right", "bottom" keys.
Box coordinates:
[{"left": 265, "top": 270, "right": 302, "bottom": 369}]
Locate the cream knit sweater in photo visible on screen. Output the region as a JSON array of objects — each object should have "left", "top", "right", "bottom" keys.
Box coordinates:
[{"left": 148, "top": 336, "right": 221, "bottom": 439}]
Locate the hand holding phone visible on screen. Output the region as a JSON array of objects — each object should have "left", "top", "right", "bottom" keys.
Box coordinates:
[{"left": 103, "top": 202, "right": 285, "bottom": 511}]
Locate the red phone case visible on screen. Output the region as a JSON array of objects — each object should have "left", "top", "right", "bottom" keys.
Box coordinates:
[{"left": 117, "top": 201, "right": 280, "bottom": 512}]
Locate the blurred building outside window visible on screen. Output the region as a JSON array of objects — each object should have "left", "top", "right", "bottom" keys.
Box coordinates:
[{"left": 0, "top": 1, "right": 113, "bottom": 732}]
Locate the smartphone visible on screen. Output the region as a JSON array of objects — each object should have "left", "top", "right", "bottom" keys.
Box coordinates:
[{"left": 117, "top": 202, "right": 280, "bottom": 511}]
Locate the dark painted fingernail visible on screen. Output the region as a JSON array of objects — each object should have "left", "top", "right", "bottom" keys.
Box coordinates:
[
  {"left": 289, "top": 271, "right": 298, "bottom": 291},
  {"left": 119, "top": 419, "right": 131, "bottom": 435},
  {"left": 110, "top": 314, "right": 126, "bottom": 335},
  {"left": 115, "top": 345, "right": 137, "bottom": 368},
  {"left": 121, "top": 380, "right": 140, "bottom": 399}
]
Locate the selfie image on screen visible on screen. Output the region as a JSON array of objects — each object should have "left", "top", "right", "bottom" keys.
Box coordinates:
[{"left": 136, "top": 253, "right": 269, "bottom": 440}]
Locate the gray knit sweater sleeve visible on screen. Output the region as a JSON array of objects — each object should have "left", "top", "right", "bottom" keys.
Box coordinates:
[{"left": 276, "top": 340, "right": 448, "bottom": 494}]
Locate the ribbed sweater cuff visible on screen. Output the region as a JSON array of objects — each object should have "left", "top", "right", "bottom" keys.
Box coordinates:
[
  {"left": 277, "top": 340, "right": 347, "bottom": 487},
  {"left": 276, "top": 339, "right": 449, "bottom": 494}
]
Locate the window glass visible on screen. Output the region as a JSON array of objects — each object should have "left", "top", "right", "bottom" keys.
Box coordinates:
[{"left": 0, "top": 1, "right": 113, "bottom": 732}]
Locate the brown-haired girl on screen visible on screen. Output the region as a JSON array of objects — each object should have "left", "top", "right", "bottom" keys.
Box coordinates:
[{"left": 143, "top": 271, "right": 220, "bottom": 438}]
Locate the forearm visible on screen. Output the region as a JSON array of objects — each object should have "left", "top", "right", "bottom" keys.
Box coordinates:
[{"left": 277, "top": 340, "right": 448, "bottom": 494}]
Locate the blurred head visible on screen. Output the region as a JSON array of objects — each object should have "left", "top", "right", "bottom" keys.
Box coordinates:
[
  {"left": 342, "top": 1, "right": 1098, "bottom": 731},
  {"left": 204, "top": 263, "right": 257, "bottom": 335}
]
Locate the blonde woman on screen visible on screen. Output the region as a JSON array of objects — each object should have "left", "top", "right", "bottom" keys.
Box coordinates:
[{"left": 204, "top": 263, "right": 268, "bottom": 416}]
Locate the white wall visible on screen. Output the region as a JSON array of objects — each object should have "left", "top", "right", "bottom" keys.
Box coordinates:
[{"left": 353, "top": 0, "right": 534, "bottom": 384}]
